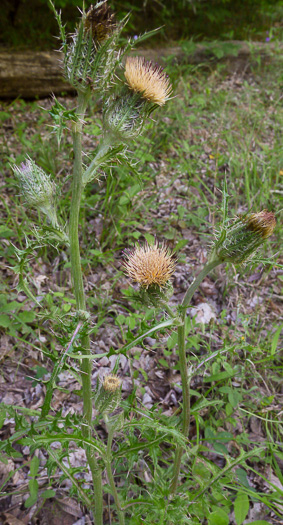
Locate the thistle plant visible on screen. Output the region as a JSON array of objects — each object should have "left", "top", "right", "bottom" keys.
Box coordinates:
[
  {"left": 123, "top": 210, "right": 276, "bottom": 497},
  {"left": 9, "top": 2, "right": 174, "bottom": 523},
  {"left": 2, "top": 2, "right": 279, "bottom": 524}
]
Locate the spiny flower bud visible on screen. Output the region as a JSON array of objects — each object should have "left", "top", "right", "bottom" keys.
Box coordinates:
[
  {"left": 103, "top": 95, "right": 145, "bottom": 141},
  {"left": 64, "top": 2, "right": 120, "bottom": 93},
  {"left": 93, "top": 374, "right": 122, "bottom": 415},
  {"left": 124, "top": 242, "right": 176, "bottom": 307},
  {"left": 124, "top": 57, "right": 172, "bottom": 106},
  {"left": 212, "top": 210, "right": 276, "bottom": 264},
  {"left": 12, "top": 158, "right": 58, "bottom": 227}
]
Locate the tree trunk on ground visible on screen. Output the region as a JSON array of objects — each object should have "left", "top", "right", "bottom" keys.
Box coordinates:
[{"left": 0, "top": 42, "right": 276, "bottom": 99}]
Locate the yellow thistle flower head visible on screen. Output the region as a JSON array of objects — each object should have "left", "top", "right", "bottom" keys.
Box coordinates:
[
  {"left": 124, "top": 242, "right": 176, "bottom": 289},
  {"left": 103, "top": 374, "right": 121, "bottom": 393},
  {"left": 124, "top": 57, "right": 172, "bottom": 106}
]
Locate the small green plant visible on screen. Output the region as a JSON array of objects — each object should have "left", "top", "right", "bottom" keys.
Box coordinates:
[{"left": 0, "top": 2, "right": 280, "bottom": 524}]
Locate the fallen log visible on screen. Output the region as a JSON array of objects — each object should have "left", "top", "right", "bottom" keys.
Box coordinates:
[
  {"left": 0, "top": 42, "right": 276, "bottom": 99},
  {"left": 0, "top": 50, "right": 75, "bottom": 99}
]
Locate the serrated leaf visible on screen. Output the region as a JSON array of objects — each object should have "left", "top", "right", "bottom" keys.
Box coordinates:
[{"left": 234, "top": 493, "right": 249, "bottom": 525}]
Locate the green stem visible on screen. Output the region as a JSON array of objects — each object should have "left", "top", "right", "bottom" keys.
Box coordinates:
[
  {"left": 105, "top": 423, "right": 125, "bottom": 525},
  {"left": 69, "top": 91, "right": 103, "bottom": 524},
  {"left": 159, "top": 301, "right": 176, "bottom": 319},
  {"left": 170, "top": 258, "right": 221, "bottom": 494},
  {"left": 181, "top": 259, "right": 221, "bottom": 310}
]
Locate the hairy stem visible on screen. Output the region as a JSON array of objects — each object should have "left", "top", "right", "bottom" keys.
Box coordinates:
[
  {"left": 69, "top": 91, "right": 103, "bottom": 524},
  {"left": 170, "top": 258, "right": 221, "bottom": 494},
  {"left": 105, "top": 422, "right": 125, "bottom": 525},
  {"left": 181, "top": 259, "right": 221, "bottom": 310}
]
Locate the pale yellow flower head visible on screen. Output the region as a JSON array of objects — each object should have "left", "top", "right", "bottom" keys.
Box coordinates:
[
  {"left": 124, "top": 57, "right": 172, "bottom": 106},
  {"left": 103, "top": 374, "right": 121, "bottom": 393},
  {"left": 124, "top": 242, "right": 176, "bottom": 288}
]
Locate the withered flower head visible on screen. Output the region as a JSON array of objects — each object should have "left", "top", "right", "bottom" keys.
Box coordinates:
[
  {"left": 103, "top": 374, "right": 121, "bottom": 393},
  {"left": 124, "top": 242, "right": 176, "bottom": 288},
  {"left": 84, "top": 1, "right": 116, "bottom": 43},
  {"left": 124, "top": 57, "right": 172, "bottom": 106},
  {"left": 244, "top": 210, "right": 276, "bottom": 239}
]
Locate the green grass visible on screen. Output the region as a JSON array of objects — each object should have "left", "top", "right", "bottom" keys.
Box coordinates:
[{"left": 0, "top": 42, "right": 282, "bottom": 524}]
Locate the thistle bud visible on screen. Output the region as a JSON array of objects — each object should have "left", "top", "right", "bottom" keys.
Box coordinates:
[
  {"left": 103, "top": 57, "right": 172, "bottom": 142},
  {"left": 103, "top": 95, "right": 145, "bottom": 141},
  {"left": 212, "top": 210, "right": 276, "bottom": 264},
  {"left": 12, "top": 158, "right": 58, "bottom": 228},
  {"left": 64, "top": 2, "right": 119, "bottom": 93},
  {"left": 123, "top": 242, "right": 176, "bottom": 308},
  {"left": 93, "top": 374, "right": 121, "bottom": 415}
]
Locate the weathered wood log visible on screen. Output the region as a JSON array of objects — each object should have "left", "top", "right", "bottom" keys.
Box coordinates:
[
  {"left": 0, "top": 50, "right": 75, "bottom": 99},
  {"left": 0, "top": 42, "right": 276, "bottom": 99}
]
